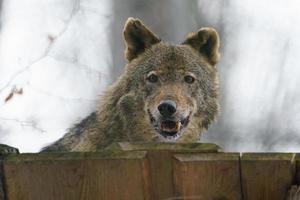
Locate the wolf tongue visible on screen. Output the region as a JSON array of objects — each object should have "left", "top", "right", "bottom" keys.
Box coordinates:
[{"left": 161, "top": 121, "right": 180, "bottom": 132}]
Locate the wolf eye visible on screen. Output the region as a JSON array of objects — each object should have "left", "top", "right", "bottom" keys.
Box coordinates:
[
  {"left": 147, "top": 74, "right": 158, "bottom": 83},
  {"left": 184, "top": 75, "right": 195, "bottom": 84}
]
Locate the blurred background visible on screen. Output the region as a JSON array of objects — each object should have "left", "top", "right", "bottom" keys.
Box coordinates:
[{"left": 1, "top": 0, "right": 300, "bottom": 152}]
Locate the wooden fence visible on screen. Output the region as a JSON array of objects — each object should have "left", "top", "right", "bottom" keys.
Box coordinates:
[{"left": 0, "top": 142, "right": 298, "bottom": 200}]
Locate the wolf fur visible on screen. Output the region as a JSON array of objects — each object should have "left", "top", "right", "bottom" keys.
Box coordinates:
[{"left": 42, "top": 17, "right": 220, "bottom": 152}]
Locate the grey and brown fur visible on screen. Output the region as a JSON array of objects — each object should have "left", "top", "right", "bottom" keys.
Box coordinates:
[{"left": 42, "top": 17, "right": 221, "bottom": 152}]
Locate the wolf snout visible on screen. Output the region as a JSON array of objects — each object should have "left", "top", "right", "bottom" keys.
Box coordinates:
[{"left": 157, "top": 100, "right": 177, "bottom": 117}]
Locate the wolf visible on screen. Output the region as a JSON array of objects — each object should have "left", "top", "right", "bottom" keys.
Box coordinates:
[{"left": 42, "top": 17, "right": 221, "bottom": 152}]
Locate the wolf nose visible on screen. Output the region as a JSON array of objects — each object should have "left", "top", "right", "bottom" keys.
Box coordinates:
[{"left": 158, "top": 100, "right": 177, "bottom": 116}]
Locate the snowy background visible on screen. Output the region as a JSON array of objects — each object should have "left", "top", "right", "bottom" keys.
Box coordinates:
[{"left": 0, "top": 0, "right": 300, "bottom": 152}]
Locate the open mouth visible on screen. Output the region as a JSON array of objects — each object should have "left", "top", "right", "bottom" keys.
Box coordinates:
[{"left": 148, "top": 110, "right": 190, "bottom": 140}]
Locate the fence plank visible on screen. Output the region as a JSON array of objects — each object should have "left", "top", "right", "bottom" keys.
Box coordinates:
[
  {"left": 0, "top": 156, "right": 5, "bottom": 200},
  {"left": 108, "top": 142, "right": 222, "bottom": 152},
  {"left": 2, "top": 143, "right": 297, "bottom": 200},
  {"left": 109, "top": 142, "right": 222, "bottom": 199},
  {"left": 3, "top": 151, "right": 152, "bottom": 200},
  {"left": 0, "top": 144, "right": 19, "bottom": 200},
  {"left": 295, "top": 154, "right": 300, "bottom": 185},
  {"left": 173, "top": 153, "right": 242, "bottom": 200},
  {"left": 241, "top": 153, "right": 295, "bottom": 200}
]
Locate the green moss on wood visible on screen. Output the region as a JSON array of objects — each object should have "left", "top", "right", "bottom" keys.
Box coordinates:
[
  {"left": 242, "top": 153, "right": 296, "bottom": 161},
  {"left": 173, "top": 153, "right": 240, "bottom": 162},
  {"left": 107, "top": 142, "right": 222, "bottom": 152},
  {"left": 5, "top": 151, "right": 147, "bottom": 162}
]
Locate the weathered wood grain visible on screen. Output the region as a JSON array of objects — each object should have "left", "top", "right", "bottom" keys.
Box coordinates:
[
  {"left": 1, "top": 143, "right": 298, "bottom": 200},
  {"left": 295, "top": 154, "right": 300, "bottom": 184},
  {"left": 241, "top": 153, "right": 296, "bottom": 200},
  {"left": 0, "top": 161, "right": 4, "bottom": 200},
  {"left": 108, "top": 142, "right": 222, "bottom": 199},
  {"left": 3, "top": 151, "right": 152, "bottom": 200},
  {"left": 173, "top": 153, "right": 242, "bottom": 200}
]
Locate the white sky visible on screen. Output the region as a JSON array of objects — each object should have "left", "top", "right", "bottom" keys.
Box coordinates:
[
  {"left": 0, "top": 0, "right": 112, "bottom": 152},
  {"left": 1, "top": 0, "right": 300, "bottom": 152}
]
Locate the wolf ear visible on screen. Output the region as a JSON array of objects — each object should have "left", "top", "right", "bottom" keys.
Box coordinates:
[
  {"left": 123, "top": 17, "right": 161, "bottom": 61},
  {"left": 182, "top": 28, "right": 220, "bottom": 66}
]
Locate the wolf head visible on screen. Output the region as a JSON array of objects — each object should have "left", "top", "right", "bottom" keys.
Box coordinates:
[{"left": 121, "top": 18, "right": 220, "bottom": 142}]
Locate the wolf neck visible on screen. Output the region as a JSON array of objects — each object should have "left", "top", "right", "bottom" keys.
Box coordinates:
[{"left": 94, "top": 74, "right": 149, "bottom": 148}]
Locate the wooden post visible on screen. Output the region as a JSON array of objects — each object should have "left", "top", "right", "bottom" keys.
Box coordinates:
[
  {"left": 3, "top": 151, "right": 152, "bottom": 200},
  {"left": 108, "top": 142, "right": 222, "bottom": 199},
  {"left": 0, "top": 144, "right": 19, "bottom": 200},
  {"left": 295, "top": 154, "right": 300, "bottom": 184},
  {"left": 0, "top": 159, "right": 4, "bottom": 200},
  {"left": 241, "top": 153, "right": 296, "bottom": 200},
  {"left": 173, "top": 153, "right": 242, "bottom": 200}
]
